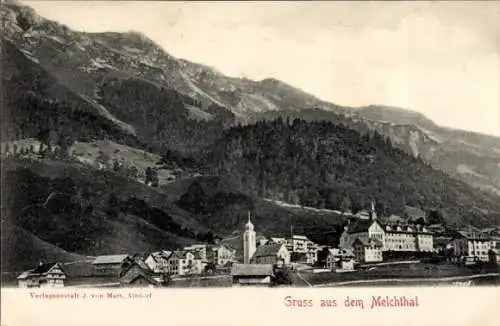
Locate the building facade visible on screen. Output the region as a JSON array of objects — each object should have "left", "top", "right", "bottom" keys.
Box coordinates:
[
  {"left": 353, "top": 238, "right": 383, "bottom": 263},
  {"left": 167, "top": 250, "right": 203, "bottom": 276},
  {"left": 92, "top": 254, "right": 133, "bottom": 277},
  {"left": 252, "top": 243, "right": 291, "bottom": 265},
  {"left": 341, "top": 219, "right": 434, "bottom": 253},
  {"left": 452, "top": 231, "right": 492, "bottom": 262},
  {"left": 208, "top": 244, "right": 235, "bottom": 266},
  {"left": 325, "top": 248, "right": 355, "bottom": 270},
  {"left": 17, "top": 263, "right": 67, "bottom": 288},
  {"left": 231, "top": 264, "right": 274, "bottom": 286},
  {"left": 144, "top": 251, "right": 172, "bottom": 273}
]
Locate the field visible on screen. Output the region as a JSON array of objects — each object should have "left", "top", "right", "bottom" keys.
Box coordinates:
[
  {"left": 294, "top": 262, "right": 500, "bottom": 287},
  {"left": 169, "top": 275, "right": 232, "bottom": 288}
]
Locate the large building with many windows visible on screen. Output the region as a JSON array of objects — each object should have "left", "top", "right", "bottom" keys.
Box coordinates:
[{"left": 340, "top": 219, "right": 434, "bottom": 253}]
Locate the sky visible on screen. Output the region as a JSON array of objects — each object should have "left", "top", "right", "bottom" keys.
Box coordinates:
[{"left": 23, "top": 1, "right": 500, "bottom": 136}]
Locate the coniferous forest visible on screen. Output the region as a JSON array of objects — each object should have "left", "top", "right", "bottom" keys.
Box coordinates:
[{"left": 199, "top": 118, "right": 500, "bottom": 228}]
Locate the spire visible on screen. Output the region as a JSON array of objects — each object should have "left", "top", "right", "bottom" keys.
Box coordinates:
[
  {"left": 370, "top": 198, "right": 377, "bottom": 220},
  {"left": 245, "top": 211, "right": 254, "bottom": 231}
]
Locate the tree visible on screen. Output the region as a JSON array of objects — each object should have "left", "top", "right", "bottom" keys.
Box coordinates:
[
  {"left": 415, "top": 217, "right": 426, "bottom": 226},
  {"left": 340, "top": 196, "right": 352, "bottom": 214},
  {"left": 145, "top": 167, "right": 159, "bottom": 187},
  {"left": 106, "top": 193, "right": 120, "bottom": 218},
  {"left": 113, "top": 160, "right": 121, "bottom": 172},
  {"left": 272, "top": 265, "right": 292, "bottom": 286}
]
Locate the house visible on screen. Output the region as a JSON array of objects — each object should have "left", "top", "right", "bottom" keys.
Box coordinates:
[
  {"left": 230, "top": 264, "right": 274, "bottom": 286},
  {"left": 167, "top": 250, "right": 203, "bottom": 276},
  {"left": 251, "top": 243, "right": 291, "bottom": 265},
  {"left": 306, "top": 248, "right": 319, "bottom": 265},
  {"left": 353, "top": 238, "right": 383, "bottom": 263},
  {"left": 17, "top": 263, "right": 67, "bottom": 288},
  {"left": 206, "top": 244, "right": 235, "bottom": 266},
  {"left": 325, "top": 248, "right": 355, "bottom": 271},
  {"left": 489, "top": 239, "right": 500, "bottom": 264},
  {"left": 286, "top": 235, "right": 310, "bottom": 253},
  {"left": 144, "top": 251, "right": 173, "bottom": 273},
  {"left": 451, "top": 231, "right": 492, "bottom": 262},
  {"left": 92, "top": 254, "right": 133, "bottom": 277},
  {"left": 120, "top": 260, "right": 167, "bottom": 288},
  {"left": 184, "top": 244, "right": 208, "bottom": 261}
]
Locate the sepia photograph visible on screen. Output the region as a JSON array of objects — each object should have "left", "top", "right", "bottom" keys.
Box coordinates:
[{"left": 1, "top": 0, "right": 500, "bottom": 297}]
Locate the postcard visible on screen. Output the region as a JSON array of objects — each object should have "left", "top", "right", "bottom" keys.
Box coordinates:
[{"left": 1, "top": 1, "right": 499, "bottom": 326}]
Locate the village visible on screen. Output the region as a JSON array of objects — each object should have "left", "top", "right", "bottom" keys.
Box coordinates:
[{"left": 15, "top": 200, "right": 500, "bottom": 288}]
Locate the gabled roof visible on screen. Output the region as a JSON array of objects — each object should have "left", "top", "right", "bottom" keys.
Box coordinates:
[
  {"left": 120, "top": 265, "right": 163, "bottom": 285},
  {"left": 92, "top": 254, "right": 130, "bottom": 265},
  {"left": 17, "top": 263, "right": 66, "bottom": 279},
  {"left": 454, "top": 231, "right": 491, "bottom": 241},
  {"left": 434, "top": 236, "right": 452, "bottom": 246},
  {"left": 148, "top": 251, "right": 173, "bottom": 262},
  {"left": 231, "top": 264, "right": 274, "bottom": 276},
  {"left": 347, "top": 219, "right": 382, "bottom": 234},
  {"left": 270, "top": 237, "right": 286, "bottom": 243},
  {"left": 17, "top": 270, "right": 34, "bottom": 280},
  {"left": 252, "top": 243, "right": 285, "bottom": 258},
  {"left": 31, "top": 263, "right": 64, "bottom": 274}
]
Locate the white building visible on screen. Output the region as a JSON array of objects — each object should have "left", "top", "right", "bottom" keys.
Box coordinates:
[
  {"left": 353, "top": 238, "right": 383, "bottom": 263},
  {"left": 340, "top": 219, "right": 434, "bottom": 253},
  {"left": 243, "top": 212, "right": 257, "bottom": 264},
  {"left": 286, "top": 235, "right": 310, "bottom": 253},
  {"left": 451, "top": 231, "right": 492, "bottom": 262},
  {"left": 207, "top": 244, "right": 235, "bottom": 266},
  {"left": 144, "top": 251, "right": 172, "bottom": 273},
  {"left": 167, "top": 250, "right": 203, "bottom": 276},
  {"left": 17, "top": 263, "right": 67, "bottom": 288},
  {"left": 184, "top": 244, "right": 208, "bottom": 261},
  {"left": 325, "top": 248, "right": 355, "bottom": 271}
]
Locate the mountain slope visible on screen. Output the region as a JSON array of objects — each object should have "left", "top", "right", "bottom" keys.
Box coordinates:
[
  {"left": 200, "top": 119, "right": 500, "bottom": 228},
  {"left": 3, "top": 1, "right": 499, "bottom": 195},
  {"left": 1, "top": 222, "right": 87, "bottom": 273},
  {"left": 248, "top": 109, "right": 500, "bottom": 196}
]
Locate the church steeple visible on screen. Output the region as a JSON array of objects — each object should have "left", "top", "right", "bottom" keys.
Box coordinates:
[
  {"left": 370, "top": 198, "right": 377, "bottom": 220},
  {"left": 243, "top": 211, "right": 256, "bottom": 264}
]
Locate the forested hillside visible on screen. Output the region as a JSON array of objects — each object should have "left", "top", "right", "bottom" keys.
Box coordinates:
[{"left": 202, "top": 118, "right": 500, "bottom": 228}]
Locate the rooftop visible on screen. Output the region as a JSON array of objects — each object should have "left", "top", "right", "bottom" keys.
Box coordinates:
[
  {"left": 252, "top": 243, "right": 285, "bottom": 258},
  {"left": 231, "top": 264, "right": 274, "bottom": 276},
  {"left": 92, "top": 254, "right": 131, "bottom": 265}
]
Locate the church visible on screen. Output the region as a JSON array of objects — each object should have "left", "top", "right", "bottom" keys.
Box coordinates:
[{"left": 242, "top": 212, "right": 290, "bottom": 266}]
